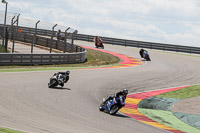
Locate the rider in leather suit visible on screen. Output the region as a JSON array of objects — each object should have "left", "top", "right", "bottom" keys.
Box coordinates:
[
  {"left": 94, "top": 36, "right": 103, "bottom": 48},
  {"left": 103, "top": 89, "right": 128, "bottom": 104},
  {"left": 55, "top": 70, "right": 70, "bottom": 87}
]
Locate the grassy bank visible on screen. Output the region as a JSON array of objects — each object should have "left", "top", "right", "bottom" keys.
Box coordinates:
[
  {"left": 0, "top": 127, "right": 23, "bottom": 133},
  {"left": 138, "top": 108, "right": 200, "bottom": 133},
  {"left": 157, "top": 85, "right": 200, "bottom": 99},
  {"left": 138, "top": 85, "right": 200, "bottom": 133},
  {"left": 0, "top": 48, "right": 121, "bottom": 72}
]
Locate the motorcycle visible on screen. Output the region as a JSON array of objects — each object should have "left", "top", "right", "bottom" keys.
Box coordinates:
[
  {"left": 48, "top": 74, "right": 59, "bottom": 88},
  {"left": 95, "top": 42, "right": 104, "bottom": 49},
  {"left": 94, "top": 37, "right": 104, "bottom": 49},
  {"left": 139, "top": 49, "right": 151, "bottom": 61},
  {"left": 48, "top": 73, "right": 69, "bottom": 88},
  {"left": 99, "top": 95, "right": 125, "bottom": 115},
  {"left": 143, "top": 51, "right": 151, "bottom": 61}
]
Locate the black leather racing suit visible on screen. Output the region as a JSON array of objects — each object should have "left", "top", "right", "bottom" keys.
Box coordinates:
[
  {"left": 55, "top": 72, "right": 69, "bottom": 86},
  {"left": 103, "top": 91, "right": 126, "bottom": 104}
]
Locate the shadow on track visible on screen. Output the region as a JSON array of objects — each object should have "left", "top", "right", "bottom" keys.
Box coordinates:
[
  {"left": 141, "top": 59, "right": 151, "bottom": 61},
  {"left": 114, "top": 113, "right": 129, "bottom": 118},
  {"left": 49, "top": 87, "right": 71, "bottom": 90}
]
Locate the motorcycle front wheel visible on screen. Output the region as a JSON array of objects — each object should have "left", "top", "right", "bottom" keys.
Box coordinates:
[
  {"left": 48, "top": 79, "right": 58, "bottom": 88},
  {"left": 99, "top": 102, "right": 105, "bottom": 111},
  {"left": 109, "top": 105, "right": 119, "bottom": 115}
]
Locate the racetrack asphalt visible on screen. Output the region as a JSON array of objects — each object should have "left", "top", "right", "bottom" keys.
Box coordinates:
[{"left": 0, "top": 40, "right": 200, "bottom": 133}]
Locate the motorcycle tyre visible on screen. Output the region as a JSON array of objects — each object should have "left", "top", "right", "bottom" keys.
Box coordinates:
[
  {"left": 146, "top": 55, "right": 151, "bottom": 61},
  {"left": 48, "top": 79, "right": 57, "bottom": 88},
  {"left": 99, "top": 102, "right": 105, "bottom": 111},
  {"left": 109, "top": 105, "right": 119, "bottom": 115}
]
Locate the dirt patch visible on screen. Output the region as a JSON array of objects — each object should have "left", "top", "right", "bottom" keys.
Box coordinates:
[{"left": 171, "top": 96, "right": 200, "bottom": 115}]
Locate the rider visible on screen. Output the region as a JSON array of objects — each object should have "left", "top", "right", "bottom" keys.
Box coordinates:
[
  {"left": 139, "top": 48, "right": 148, "bottom": 58},
  {"left": 55, "top": 70, "right": 70, "bottom": 87},
  {"left": 94, "top": 36, "right": 103, "bottom": 47},
  {"left": 143, "top": 50, "right": 148, "bottom": 58},
  {"left": 57, "top": 29, "right": 61, "bottom": 40},
  {"left": 139, "top": 48, "right": 145, "bottom": 58},
  {"left": 103, "top": 89, "right": 128, "bottom": 104}
]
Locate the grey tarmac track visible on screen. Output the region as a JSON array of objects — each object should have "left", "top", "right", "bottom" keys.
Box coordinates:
[{"left": 0, "top": 41, "right": 200, "bottom": 133}]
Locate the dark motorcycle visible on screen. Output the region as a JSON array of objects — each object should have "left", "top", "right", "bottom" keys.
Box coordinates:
[
  {"left": 48, "top": 72, "right": 69, "bottom": 88},
  {"left": 139, "top": 49, "right": 151, "bottom": 61},
  {"left": 143, "top": 51, "right": 151, "bottom": 61},
  {"left": 99, "top": 95, "right": 125, "bottom": 115},
  {"left": 95, "top": 42, "right": 104, "bottom": 49},
  {"left": 94, "top": 36, "right": 104, "bottom": 49},
  {"left": 48, "top": 74, "right": 59, "bottom": 88}
]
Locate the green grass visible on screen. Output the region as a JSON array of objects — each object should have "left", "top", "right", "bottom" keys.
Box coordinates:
[
  {"left": 156, "top": 85, "right": 200, "bottom": 99},
  {"left": 138, "top": 85, "right": 200, "bottom": 133},
  {"left": 80, "top": 49, "right": 120, "bottom": 66},
  {"left": 0, "top": 127, "right": 23, "bottom": 133},
  {"left": 0, "top": 48, "right": 121, "bottom": 72},
  {"left": 138, "top": 108, "right": 200, "bottom": 133}
]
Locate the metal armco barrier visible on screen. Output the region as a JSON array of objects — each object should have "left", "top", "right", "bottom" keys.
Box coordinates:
[
  {"left": 74, "top": 34, "right": 200, "bottom": 54},
  {"left": 0, "top": 53, "right": 86, "bottom": 65},
  {"left": 0, "top": 25, "right": 84, "bottom": 53},
  {"left": 1, "top": 24, "right": 200, "bottom": 66},
  {"left": 0, "top": 25, "right": 86, "bottom": 65},
  {"left": 1, "top": 24, "right": 200, "bottom": 55},
  {"left": 14, "top": 32, "right": 84, "bottom": 53},
  {"left": 0, "top": 24, "right": 74, "bottom": 39}
]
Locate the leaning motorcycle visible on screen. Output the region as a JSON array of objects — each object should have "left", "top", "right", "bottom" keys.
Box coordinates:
[
  {"left": 99, "top": 95, "right": 125, "bottom": 115},
  {"left": 143, "top": 52, "right": 151, "bottom": 61},
  {"left": 48, "top": 73, "right": 69, "bottom": 88},
  {"left": 95, "top": 42, "right": 104, "bottom": 49},
  {"left": 48, "top": 74, "right": 59, "bottom": 88}
]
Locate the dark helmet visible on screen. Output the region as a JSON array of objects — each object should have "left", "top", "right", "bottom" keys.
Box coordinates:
[
  {"left": 122, "top": 89, "right": 128, "bottom": 95},
  {"left": 65, "top": 70, "right": 70, "bottom": 75}
]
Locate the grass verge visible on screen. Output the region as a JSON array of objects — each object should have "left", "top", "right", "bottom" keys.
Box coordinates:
[
  {"left": 156, "top": 85, "right": 200, "bottom": 99},
  {"left": 138, "top": 108, "right": 200, "bottom": 133},
  {"left": 0, "top": 127, "right": 23, "bottom": 133},
  {"left": 0, "top": 48, "right": 121, "bottom": 72},
  {"left": 138, "top": 85, "right": 200, "bottom": 132}
]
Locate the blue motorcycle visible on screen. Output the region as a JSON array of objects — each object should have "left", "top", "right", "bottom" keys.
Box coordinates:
[
  {"left": 139, "top": 49, "right": 151, "bottom": 61},
  {"left": 143, "top": 51, "right": 151, "bottom": 61},
  {"left": 99, "top": 95, "right": 125, "bottom": 115}
]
